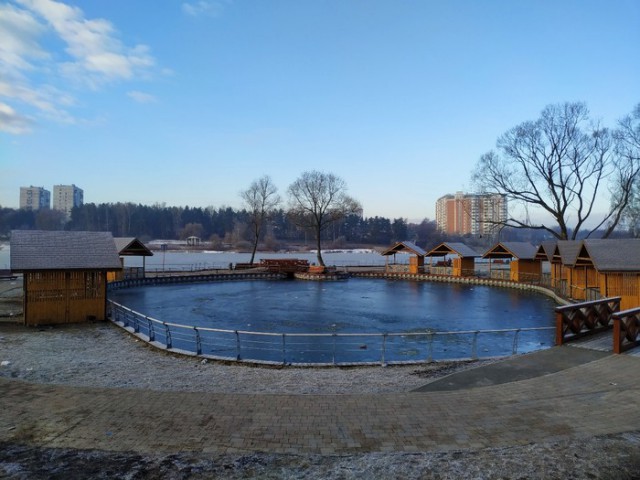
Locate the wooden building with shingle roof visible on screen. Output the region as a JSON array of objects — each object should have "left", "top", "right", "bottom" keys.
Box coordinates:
[
  {"left": 10, "top": 230, "right": 122, "bottom": 326},
  {"left": 535, "top": 239, "right": 640, "bottom": 308},
  {"left": 380, "top": 241, "right": 427, "bottom": 274},
  {"left": 426, "top": 242, "right": 480, "bottom": 276},
  {"left": 580, "top": 239, "right": 640, "bottom": 309},
  {"left": 482, "top": 242, "right": 541, "bottom": 282},
  {"left": 109, "top": 237, "right": 154, "bottom": 281}
]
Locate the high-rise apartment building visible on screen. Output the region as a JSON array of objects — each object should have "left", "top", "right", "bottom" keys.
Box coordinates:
[
  {"left": 19, "top": 186, "right": 51, "bottom": 211},
  {"left": 435, "top": 192, "right": 507, "bottom": 236},
  {"left": 53, "top": 184, "right": 84, "bottom": 219}
]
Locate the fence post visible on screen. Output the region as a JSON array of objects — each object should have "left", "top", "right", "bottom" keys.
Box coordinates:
[
  {"left": 471, "top": 331, "right": 479, "bottom": 359},
  {"left": 235, "top": 330, "right": 241, "bottom": 360},
  {"left": 147, "top": 316, "right": 155, "bottom": 341},
  {"left": 512, "top": 329, "right": 521, "bottom": 354},
  {"left": 332, "top": 334, "right": 337, "bottom": 365},
  {"left": 613, "top": 317, "right": 622, "bottom": 354},
  {"left": 164, "top": 323, "right": 172, "bottom": 349},
  {"left": 555, "top": 310, "right": 565, "bottom": 346},
  {"left": 381, "top": 333, "right": 387, "bottom": 366},
  {"left": 133, "top": 311, "right": 140, "bottom": 333},
  {"left": 194, "top": 327, "right": 202, "bottom": 355},
  {"left": 282, "top": 333, "right": 286, "bottom": 365}
]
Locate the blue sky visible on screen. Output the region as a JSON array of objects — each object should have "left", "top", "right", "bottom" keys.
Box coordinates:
[{"left": 1, "top": 0, "right": 638, "bottom": 221}]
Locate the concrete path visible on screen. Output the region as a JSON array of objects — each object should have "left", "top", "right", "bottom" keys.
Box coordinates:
[
  {"left": 1, "top": 350, "right": 640, "bottom": 455},
  {"left": 414, "top": 347, "right": 611, "bottom": 392}
]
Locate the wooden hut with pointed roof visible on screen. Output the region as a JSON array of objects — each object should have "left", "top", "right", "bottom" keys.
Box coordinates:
[
  {"left": 426, "top": 242, "right": 480, "bottom": 276},
  {"left": 580, "top": 239, "right": 640, "bottom": 309},
  {"left": 534, "top": 240, "right": 558, "bottom": 289},
  {"left": 109, "top": 237, "right": 154, "bottom": 281},
  {"left": 549, "top": 241, "right": 583, "bottom": 298},
  {"left": 10, "top": 230, "right": 122, "bottom": 326},
  {"left": 483, "top": 241, "right": 541, "bottom": 282},
  {"left": 380, "top": 241, "right": 426, "bottom": 274}
]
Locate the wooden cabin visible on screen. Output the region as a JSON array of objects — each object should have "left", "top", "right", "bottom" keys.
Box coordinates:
[
  {"left": 534, "top": 240, "right": 557, "bottom": 289},
  {"left": 550, "top": 241, "right": 582, "bottom": 299},
  {"left": 380, "top": 241, "right": 426, "bottom": 274},
  {"left": 580, "top": 239, "right": 640, "bottom": 310},
  {"left": 483, "top": 242, "right": 541, "bottom": 282},
  {"left": 108, "top": 237, "right": 154, "bottom": 282},
  {"left": 425, "top": 242, "right": 480, "bottom": 276},
  {"left": 10, "top": 230, "right": 122, "bottom": 326}
]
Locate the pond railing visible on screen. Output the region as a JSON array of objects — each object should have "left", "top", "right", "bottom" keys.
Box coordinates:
[
  {"left": 107, "top": 299, "right": 555, "bottom": 366},
  {"left": 555, "top": 297, "right": 621, "bottom": 346},
  {"left": 613, "top": 306, "right": 640, "bottom": 354}
]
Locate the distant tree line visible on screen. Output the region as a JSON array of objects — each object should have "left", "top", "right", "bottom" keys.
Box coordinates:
[
  {"left": 0, "top": 199, "right": 629, "bottom": 250},
  {"left": 0, "top": 201, "right": 536, "bottom": 251}
]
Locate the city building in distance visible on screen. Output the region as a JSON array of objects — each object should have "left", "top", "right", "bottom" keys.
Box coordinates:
[
  {"left": 19, "top": 186, "right": 51, "bottom": 211},
  {"left": 53, "top": 184, "right": 84, "bottom": 219},
  {"left": 436, "top": 192, "right": 508, "bottom": 236}
]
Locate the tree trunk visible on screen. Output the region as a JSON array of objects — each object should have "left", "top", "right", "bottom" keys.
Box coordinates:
[{"left": 315, "top": 226, "right": 324, "bottom": 266}]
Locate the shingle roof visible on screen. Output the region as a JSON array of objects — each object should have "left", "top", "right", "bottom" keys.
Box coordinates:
[
  {"left": 426, "top": 242, "right": 480, "bottom": 258},
  {"left": 10, "top": 230, "right": 122, "bottom": 271},
  {"left": 380, "top": 241, "right": 427, "bottom": 257},
  {"left": 554, "top": 240, "right": 582, "bottom": 266},
  {"left": 114, "top": 237, "right": 154, "bottom": 257},
  {"left": 482, "top": 242, "right": 538, "bottom": 260},
  {"left": 535, "top": 240, "right": 557, "bottom": 262},
  {"left": 582, "top": 239, "right": 640, "bottom": 272}
]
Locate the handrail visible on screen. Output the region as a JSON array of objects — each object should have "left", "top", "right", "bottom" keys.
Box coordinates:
[
  {"left": 107, "top": 300, "right": 555, "bottom": 366},
  {"left": 612, "top": 306, "right": 640, "bottom": 354},
  {"left": 555, "top": 297, "right": 621, "bottom": 346}
]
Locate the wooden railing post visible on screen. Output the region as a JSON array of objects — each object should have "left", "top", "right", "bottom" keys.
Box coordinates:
[
  {"left": 555, "top": 310, "right": 566, "bottom": 346},
  {"left": 613, "top": 317, "right": 622, "bottom": 354}
]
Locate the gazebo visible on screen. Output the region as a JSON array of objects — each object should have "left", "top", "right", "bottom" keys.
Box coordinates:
[
  {"left": 425, "top": 242, "right": 480, "bottom": 277},
  {"left": 111, "top": 237, "right": 154, "bottom": 281},
  {"left": 483, "top": 242, "right": 541, "bottom": 282},
  {"left": 10, "top": 230, "right": 122, "bottom": 326},
  {"left": 380, "top": 241, "right": 426, "bottom": 274}
]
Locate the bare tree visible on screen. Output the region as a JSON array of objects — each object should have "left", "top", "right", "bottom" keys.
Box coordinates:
[
  {"left": 240, "top": 175, "right": 281, "bottom": 265},
  {"left": 472, "top": 102, "right": 635, "bottom": 240},
  {"left": 287, "top": 171, "right": 361, "bottom": 266},
  {"left": 613, "top": 103, "right": 640, "bottom": 237}
]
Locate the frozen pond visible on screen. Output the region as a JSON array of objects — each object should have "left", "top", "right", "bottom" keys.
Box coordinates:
[{"left": 109, "top": 277, "right": 556, "bottom": 364}]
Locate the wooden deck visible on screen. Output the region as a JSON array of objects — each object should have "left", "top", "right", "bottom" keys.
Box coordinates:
[{"left": 566, "top": 331, "right": 640, "bottom": 357}]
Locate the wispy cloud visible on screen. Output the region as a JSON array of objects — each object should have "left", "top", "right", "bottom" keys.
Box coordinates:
[
  {"left": 0, "top": 0, "right": 159, "bottom": 134},
  {"left": 182, "top": 1, "right": 229, "bottom": 18},
  {"left": 127, "top": 90, "right": 157, "bottom": 104},
  {"left": 0, "top": 102, "right": 33, "bottom": 134}
]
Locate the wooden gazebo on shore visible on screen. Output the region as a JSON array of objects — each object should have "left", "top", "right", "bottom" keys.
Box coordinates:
[
  {"left": 110, "top": 237, "right": 154, "bottom": 281},
  {"left": 426, "top": 242, "right": 480, "bottom": 276},
  {"left": 380, "top": 241, "right": 426, "bottom": 274},
  {"left": 483, "top": 242, "right": 541, "bottom": 282},
  {"left": 10, "top": 230, "right": 122, "bottom": 326}
]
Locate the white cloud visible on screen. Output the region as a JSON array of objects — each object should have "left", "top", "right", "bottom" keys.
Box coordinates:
[
  {"left": 127, "top": 90, "right": 157, "bottom": 104},
  {"left": 0, "top": 0, "right": 159, "bottom": 134},
  {"left": 0, "top": 102, "right": 33, "bottom": 134},
  {"left": 182, "top": 1, "right": 228, "bottom": 18},
  {"left": 16, "top": 0, "right": 155, "bottom": 87},
  {"left": 0, "top": 2, "right": 48, "bottom": 73}
]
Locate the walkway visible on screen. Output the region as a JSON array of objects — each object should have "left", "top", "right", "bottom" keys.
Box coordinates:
[{"left": 1, "top": 348, "right": 640, "bottom": 455}]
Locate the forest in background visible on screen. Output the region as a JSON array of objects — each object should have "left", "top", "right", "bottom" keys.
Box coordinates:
[{"left": 0, "top": 202, "right": 549, "bottom": 251}]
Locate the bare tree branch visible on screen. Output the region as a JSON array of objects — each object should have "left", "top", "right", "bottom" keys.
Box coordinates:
[
  {"left": 287, "top": 171, "right": 361, "bottom": 266},
  {"left": 472, "top": 102, "right": 637, "bottom": 239}
]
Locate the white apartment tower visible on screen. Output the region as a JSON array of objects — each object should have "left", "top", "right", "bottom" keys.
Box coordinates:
[
  {"left": 53, "top": 184, "right": 84, "bottom": 219},
  {"left": 19, "top": 186, "right": 51, "bottom": 211}
]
